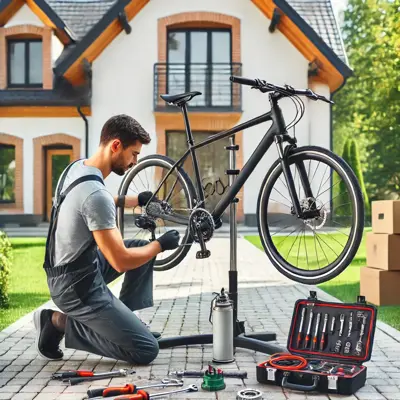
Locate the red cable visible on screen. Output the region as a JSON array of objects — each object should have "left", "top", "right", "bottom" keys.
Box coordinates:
[{"left": 265, "top": 353, "right": 308, "bottom": 370}]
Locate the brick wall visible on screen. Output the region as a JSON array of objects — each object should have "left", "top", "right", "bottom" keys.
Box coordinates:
[
  {"left": 0, "top": 133, "right": 23, "bottom": 213},
  {"left": 0, "top": 24, "right": 52, "bottom": 89}
]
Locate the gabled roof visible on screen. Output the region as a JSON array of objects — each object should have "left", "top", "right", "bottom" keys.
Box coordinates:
[
  {"left": 44, "top": 0, "right": 117, "bottom": 40},
  {"left": 0, "top": 0, "right": 76, "bottom": 44}
]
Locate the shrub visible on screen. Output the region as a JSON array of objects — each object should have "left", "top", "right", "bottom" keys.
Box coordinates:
[{"left": 0, "top": 231, "right": 12, "bottom": 308}]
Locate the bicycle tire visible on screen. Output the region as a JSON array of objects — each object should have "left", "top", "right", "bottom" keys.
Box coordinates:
[
  {"left": 257, "top": 145, "right": 364, "bottom": 284},
  {"left": 117, "top": 155, "right": 196, "bottom": 272}
]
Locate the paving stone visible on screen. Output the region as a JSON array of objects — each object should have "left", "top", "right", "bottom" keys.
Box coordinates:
[{"left": 10, "top": 394, "right": 37, "bottom": 400}]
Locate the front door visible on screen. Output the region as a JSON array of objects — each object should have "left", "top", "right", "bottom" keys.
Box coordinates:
[{"left": 46, "top": 148, "right": 73, "bottom": 220}]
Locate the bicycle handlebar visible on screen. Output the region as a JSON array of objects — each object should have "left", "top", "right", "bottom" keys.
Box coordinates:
[{"left": 229, "top": 75, "right": 334, "bottom": 104}]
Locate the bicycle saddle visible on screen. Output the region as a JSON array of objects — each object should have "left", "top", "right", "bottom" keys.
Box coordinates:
[{"left": 160, "top": 91, "right": 202, "bottom": 105}]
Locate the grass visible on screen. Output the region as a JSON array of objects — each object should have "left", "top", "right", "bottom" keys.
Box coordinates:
[
  {"left": 245, "top": 230, "right": 400, "bottom": 331},
  {"left": 0, "top": 238, "right": 50, "bottom": 331}
]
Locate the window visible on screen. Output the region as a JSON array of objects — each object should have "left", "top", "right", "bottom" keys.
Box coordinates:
[
  {"left": 7, "top": 39, "right": 43, "bottom": 88},
  {"left": 167, "top": 29, "right": 232, "bottom": 107},
  {"left": 0, "top": 144, "right": 16, "bottom": 203}
]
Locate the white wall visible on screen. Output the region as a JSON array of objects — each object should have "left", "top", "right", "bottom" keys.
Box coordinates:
[
  {"left": 0, "top": 118, "right": 87, "bottom": 214},
  {"left": 5, "top": 5, "right": 43, "bottom": 27}
]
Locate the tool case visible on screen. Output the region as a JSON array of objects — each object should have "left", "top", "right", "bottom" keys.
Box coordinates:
[{"left": 257, "top": 291, "right": 377, "bottom": 395}]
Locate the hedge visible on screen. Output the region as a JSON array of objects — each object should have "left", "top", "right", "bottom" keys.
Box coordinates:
[{"left": 0, "top": 231, "right": 12, "bottom": 308}]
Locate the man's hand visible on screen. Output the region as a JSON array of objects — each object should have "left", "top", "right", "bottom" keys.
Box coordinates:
[
  {"left": 156, "top": 230, "right": 180, "bottom": 252},
  {"left": 138, "top": 191, "right": 154, "bottom": 207}
]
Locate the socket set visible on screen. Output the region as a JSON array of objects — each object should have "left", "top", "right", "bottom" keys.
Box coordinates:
[{"left": 257, "top": 291, "right": 377, "bottom": 395}]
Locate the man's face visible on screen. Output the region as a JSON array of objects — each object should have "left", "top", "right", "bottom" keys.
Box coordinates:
[{"left": 110, "top": 140, "right": 142, "bottom": 176}]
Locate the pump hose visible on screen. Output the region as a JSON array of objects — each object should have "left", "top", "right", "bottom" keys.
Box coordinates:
[{"left": 262, "top": 352, "right": 308, "bottom": 370}]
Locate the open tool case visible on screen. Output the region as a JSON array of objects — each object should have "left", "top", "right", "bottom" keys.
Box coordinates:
[{"left": 257, "top": 291, "right": 377, "bottom": 395}]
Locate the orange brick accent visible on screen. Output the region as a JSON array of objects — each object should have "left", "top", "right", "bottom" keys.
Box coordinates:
[
  {"left": 0, "top": 133, "right": 24, "bottom": 213},
  {"left": 158, "top": 12, "right": 241, "bottom": 63},
  {"left": 0, "top": 24, "right": 52, "bottom": 89},
  {"left": 33, "top": 134, "right": 81, "bottom": 216},
  {"left": 154, "top": 112, "right": 244, "bottom": 221}
]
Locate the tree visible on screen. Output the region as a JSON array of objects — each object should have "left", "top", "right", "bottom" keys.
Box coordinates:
[{"left": 332, "top": 0, "right": 400, "bottom": 202}]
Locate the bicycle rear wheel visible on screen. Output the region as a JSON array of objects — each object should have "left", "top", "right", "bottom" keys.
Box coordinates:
[{"left": 257, "top": 146, "right": 364, "bottom": 284}]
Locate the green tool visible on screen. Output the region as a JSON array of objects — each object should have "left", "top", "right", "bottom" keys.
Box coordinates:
[{"left": 201, "top": 365, "right": 226, "bottom": 391}]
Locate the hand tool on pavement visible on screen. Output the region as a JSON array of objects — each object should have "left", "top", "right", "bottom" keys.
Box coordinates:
[
  {"left": 52, "top": 370, "right": 98, "bottom": 380},
  {"left": 312, "top": 312, "right": 321, "bottom": 350},
  {"left": 66, "top": 369, "right": 136, "bottom": 385},
  {"left": 319, "top": 313, "right": 328, "bottom": 351},
  {"left": 86, "top": 379, "right": 183, "bottom": 398},
  {"left": 304, "top": 310, "right": 313, "bottom": 348},
  {"left": 296, "top": 308, "right": 306, "bottom": 347},
  {"left": 169, "top": 369, "right": 247, "bottom": 379},
  {"left": 236, "top": 388, "right": 263, "bottom": 399},
  {"left": 112, "top": 384, "right": 198, "bottom": 399}
]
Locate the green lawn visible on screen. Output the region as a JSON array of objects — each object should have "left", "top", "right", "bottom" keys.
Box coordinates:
[
  {"left": 246, "top": 231, "right": 400, "bottom": 331},
  {"left": 0, "top": 238, "right": 50, "bottom": 331}
]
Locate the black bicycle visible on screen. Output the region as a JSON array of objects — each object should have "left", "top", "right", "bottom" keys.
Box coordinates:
[{"left": 116, "top": 76, "right": 364, "bottom": 284}]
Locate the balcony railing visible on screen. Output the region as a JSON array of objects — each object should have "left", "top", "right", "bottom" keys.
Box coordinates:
[{"left": 154, "top": 62, "right": 242, "bottom": 112}]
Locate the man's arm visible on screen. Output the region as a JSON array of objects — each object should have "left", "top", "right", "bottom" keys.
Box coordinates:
[
  {"left": 93, "top": 227, "right": 161, "bottom": 273},
  {"left": 114, "top": 194, "right": 139, "bottom": 208}
]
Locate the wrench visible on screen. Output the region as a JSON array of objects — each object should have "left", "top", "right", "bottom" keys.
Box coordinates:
[
  {"left": 114, "top": 384, "right": 198, "bottom": 399},
  {"left": 67, "top": 369, "right": 136, "bottom": 385},
  {"left": 86, "top": 379, "right": 183, "bottom": 398}
]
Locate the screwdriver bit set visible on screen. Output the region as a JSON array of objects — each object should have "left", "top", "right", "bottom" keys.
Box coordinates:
[{"left": 256, "top": 291, "right": 377, "bottom": 395}]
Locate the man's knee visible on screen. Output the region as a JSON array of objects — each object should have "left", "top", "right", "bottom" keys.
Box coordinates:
[{"left": 126, "top": 335, "right": 159, "bottom": 365}]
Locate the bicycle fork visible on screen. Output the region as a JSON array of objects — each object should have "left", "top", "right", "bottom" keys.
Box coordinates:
[{"left": 275, "top": 136, "right": 315, "bottom": 219}]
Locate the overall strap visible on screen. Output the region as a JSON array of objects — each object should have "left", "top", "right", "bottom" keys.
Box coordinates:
[{"left": 44, "top": 160, "right": 105, "bottom": 269}]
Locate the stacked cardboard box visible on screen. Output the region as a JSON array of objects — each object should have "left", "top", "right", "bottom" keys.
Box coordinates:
[{"left": 360, "top": 200, "right": 400, "bottom": 306}]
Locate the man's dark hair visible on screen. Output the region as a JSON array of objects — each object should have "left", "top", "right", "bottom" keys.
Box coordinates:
[{"left": 100, "top": 114, "right": 151, "bottom": 148}]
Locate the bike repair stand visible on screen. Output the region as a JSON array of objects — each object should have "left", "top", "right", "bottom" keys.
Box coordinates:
[{"left": 157, "top": 136, "right": 285, "bottom": 357}]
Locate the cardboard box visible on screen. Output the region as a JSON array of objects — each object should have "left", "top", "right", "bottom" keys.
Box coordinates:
[
  {"left": 372, "top": 200, "right": 400, "bottom": 234},
  {"left": 366, "top": 232, "right": 400, "bottom": 270},
  {"left": 360, "top": 266, "right": 400, "bottom": 306}
]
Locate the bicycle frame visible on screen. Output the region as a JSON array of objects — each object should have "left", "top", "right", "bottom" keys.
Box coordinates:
[{"left": 149, "top": 94, "right": 314, "bottom": 225}]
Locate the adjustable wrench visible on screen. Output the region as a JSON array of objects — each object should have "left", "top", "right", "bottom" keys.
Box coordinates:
[
  {"left": 86, "top": 379, "right": 183, "bottom": 398},
  {"left": 113, "top": 384, "right": 198, "bottom": 399}
]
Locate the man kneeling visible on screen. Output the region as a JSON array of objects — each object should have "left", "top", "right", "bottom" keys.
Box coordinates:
[{"left": 33, "top": 114, "right": 180, "bottom": 364}]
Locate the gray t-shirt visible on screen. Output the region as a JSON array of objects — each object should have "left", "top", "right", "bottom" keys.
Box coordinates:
[{"left": 53, "top": 159, "right": 116, "bottom": 267}]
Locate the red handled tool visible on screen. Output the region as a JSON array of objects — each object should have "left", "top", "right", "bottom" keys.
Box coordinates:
[
  {"left": 113, "top": 384, "right": 198, "bottom": 399},
  {"left": 86, "top": 379, "right": 183, "bottom": 398},
  {"left": 52, "top": 370, "right": 96, "bottom": 379},
  {"left": 52, "top": 369, "right": 136, "bottom": 385},
  {"left": 296, "top": 307, "right": 306, "bottom": 347}
]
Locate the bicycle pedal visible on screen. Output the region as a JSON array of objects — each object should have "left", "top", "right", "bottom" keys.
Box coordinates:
[{"left": 196, "top": 250, "right": 211, "bottom": 259}]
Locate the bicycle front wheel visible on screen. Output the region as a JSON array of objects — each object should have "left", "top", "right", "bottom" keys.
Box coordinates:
[{"left": 257, "top": 145, "right": 364, "bottom": 284}]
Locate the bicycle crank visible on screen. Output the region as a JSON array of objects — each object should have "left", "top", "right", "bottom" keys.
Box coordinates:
[{"left": 189, "top": 208, "right": 214, "bottom": 259}]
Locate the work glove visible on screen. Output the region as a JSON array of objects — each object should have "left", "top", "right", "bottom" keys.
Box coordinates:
[
  {"left": 156, "top": 230, "right": 180, "bottom": 252},
  {"left": 138, "top": 191, "right": 158, "bottom": 207}
]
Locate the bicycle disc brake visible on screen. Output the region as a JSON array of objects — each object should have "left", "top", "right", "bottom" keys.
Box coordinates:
[{"left": 301, "top": 197, "right": 327, "bottom": 230}]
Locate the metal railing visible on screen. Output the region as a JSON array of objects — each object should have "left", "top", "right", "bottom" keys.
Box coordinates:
[{"left": 154, "top": 63, "right": 242, "bottom": 111}]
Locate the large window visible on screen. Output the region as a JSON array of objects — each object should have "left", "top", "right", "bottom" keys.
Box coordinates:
[
  {"left": 167, "top": 28, "right": 232, "bottom": 107},
  {"left": 7, "top": 39, "right": 43, "bottom": 88},
  {"left": 0, "top": 144, "right": 16, "bottom": 203}
]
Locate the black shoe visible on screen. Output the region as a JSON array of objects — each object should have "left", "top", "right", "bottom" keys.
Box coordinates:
[{"left": 33, "top": 309, "right": 64, "bottom": 361}]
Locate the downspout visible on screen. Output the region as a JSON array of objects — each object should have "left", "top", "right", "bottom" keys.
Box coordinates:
[{"left": 77, "top": 106, "right": 89, "bottom": 158}]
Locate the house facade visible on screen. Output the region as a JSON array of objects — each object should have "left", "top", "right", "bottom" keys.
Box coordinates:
[{"left": 0, "top": 0, "right": 351, "bottom": 226}]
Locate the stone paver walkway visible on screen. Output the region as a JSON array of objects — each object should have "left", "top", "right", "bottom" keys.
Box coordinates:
[{"left": 1, "top": 238, "right": 400, "bottom": 399}]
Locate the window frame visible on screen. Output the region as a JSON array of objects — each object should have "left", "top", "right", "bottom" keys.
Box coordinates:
[
  {"left": 0, "top": 143, "right": 16, "bottom": 204},
  {"left": 166, "top": 28, "right": 232, "bottom": 106},
  {"left": 7, "top": 38, "right": 43, "bottom": 89}
]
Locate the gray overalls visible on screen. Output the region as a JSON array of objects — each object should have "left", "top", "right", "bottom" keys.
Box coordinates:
[{"left": 43, "top": 160, "right": 159, "bottom": 364}]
